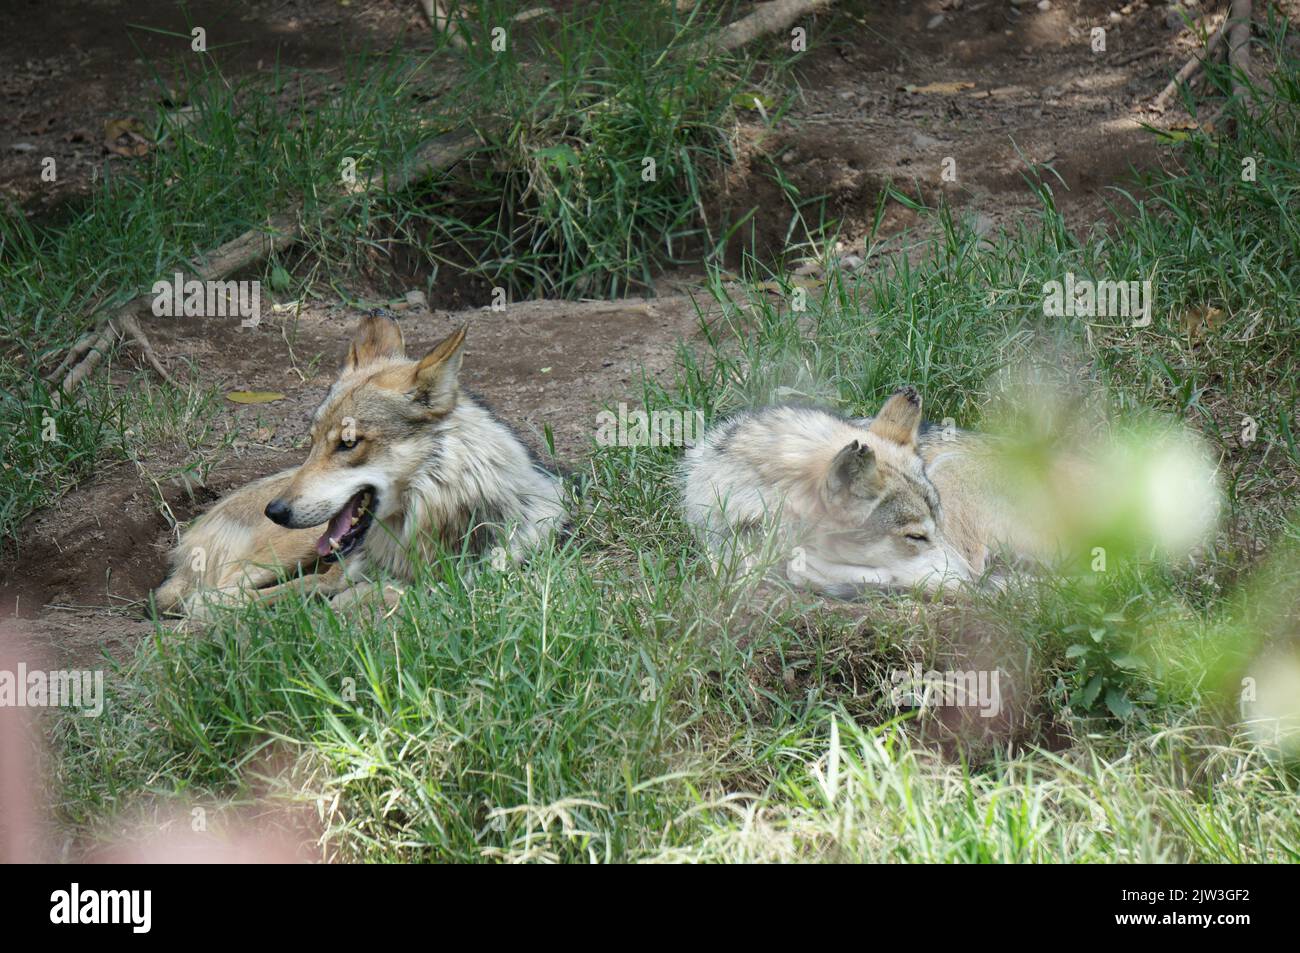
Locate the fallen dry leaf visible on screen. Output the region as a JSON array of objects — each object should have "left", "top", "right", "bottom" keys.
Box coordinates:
[
  {"left": 226, "top": 391, "right": 285, "bottom": 404},
  {"left": 898, "top": 81, "right": 976, "bottom": 95},
  {"left": 103, "top": 118, "right": 151, "bottom": 158},
  {"left": 1182, "top": 305, "right": 1225, "bottom": 344}
]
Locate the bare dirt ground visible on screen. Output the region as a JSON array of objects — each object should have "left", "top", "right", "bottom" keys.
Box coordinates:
[
  {"left": 1, "top": 0, "right": 1259, "bottom": 666},
  {"left": 726, "top": 0, "right": 1229, "bottom": 258}
]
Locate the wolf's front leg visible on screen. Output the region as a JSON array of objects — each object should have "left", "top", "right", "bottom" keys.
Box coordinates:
[
  {"left": 327, "top": 579, "right": 407, "bottom": 615},
  {"left": 786, "top": 551, "right": 894, "bottom": 598},
  {"left": 250, "top": 564, "right": 350, "bottom": 607}
]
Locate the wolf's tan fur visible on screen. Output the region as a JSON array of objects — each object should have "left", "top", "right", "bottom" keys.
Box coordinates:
[
  {"left": 679, "top": 388, "right": 1072, "bottom": 597},
  {"left": 154, "top": 315, "right": 567, "bottom": 618}
]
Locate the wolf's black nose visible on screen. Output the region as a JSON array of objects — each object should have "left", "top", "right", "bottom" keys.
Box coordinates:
[{"left": 264, "top": 499, "right": 293, "bottom": 526}]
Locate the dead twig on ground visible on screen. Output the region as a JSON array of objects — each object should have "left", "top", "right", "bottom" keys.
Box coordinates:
[
  {"left": 1115, "top": 45, "right": 1163, "bottom": 67},
  {"left": 1153, "top": 13, "right": 1230, "bottom": 112}
]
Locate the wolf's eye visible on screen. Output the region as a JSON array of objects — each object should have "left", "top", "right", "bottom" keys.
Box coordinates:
[
  {"left": 337, "top": 436, "right": 359, "bottom": 452},
  {"left": 905, "top": 532, "right": 930, "bottom": 543}
]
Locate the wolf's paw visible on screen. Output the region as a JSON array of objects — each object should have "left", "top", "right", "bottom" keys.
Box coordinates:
[{"left": 328, "top": 580, "right": 406, "bottom": 619}]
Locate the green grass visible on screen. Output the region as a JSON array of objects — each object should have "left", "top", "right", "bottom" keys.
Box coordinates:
[
  {"left": 26, "top": 10, "right": 1300, "bottom": 862},
  {"left": 416, "top": 0, "right": 764, "bottom": 297}
]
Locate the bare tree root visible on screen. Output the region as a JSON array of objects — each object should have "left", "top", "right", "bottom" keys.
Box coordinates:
[
  {"left": 53, "top": 132, "right": 480, "bottom": 403},
  {"left": 1227, "top": 0, "right": 1254, "bottom": 107},
  {"left": 118, "top": 312, "right": 178, "bottom": 387},
  {"left": 418, "top": 0, "right": 467, "bottom": 49},
  {"left": 1154, "top": 0, "right": 1260, "bottom": 126},
  {"left": 716, "top": 0, "right": 832, "bottom": 52},
  {"left": 54, "top": 324, "right": 117, "bottom": 398}
]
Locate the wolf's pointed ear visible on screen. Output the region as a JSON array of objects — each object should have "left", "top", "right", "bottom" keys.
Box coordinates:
[
  {"left": 825, "top": 439, "right": 880, "bottom": 501},
  {"left": 343, "top": 313, "right": 406, "bottom": 373},
  {"left": 411, "top": 325, "right": 467, "bottom": 412},
  {"left": 868, "top": 385, "right": 923, "bottom": 447}
]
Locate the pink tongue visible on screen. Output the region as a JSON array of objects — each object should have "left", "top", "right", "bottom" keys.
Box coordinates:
[{"left": 316, "top": 497, "right": 358, "bottom": 557}]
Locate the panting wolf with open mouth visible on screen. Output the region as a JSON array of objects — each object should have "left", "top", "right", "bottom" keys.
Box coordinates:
[
  {"left": 153, "top": 313, "right": 567, "bottom": 617},
  {"left": 679, "top": 387, "right": 1084, "bottom": 598}
]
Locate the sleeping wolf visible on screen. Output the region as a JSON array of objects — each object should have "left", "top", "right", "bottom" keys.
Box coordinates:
[{"left": 679, "top": 387, "right": 1080, "bottom": 597}]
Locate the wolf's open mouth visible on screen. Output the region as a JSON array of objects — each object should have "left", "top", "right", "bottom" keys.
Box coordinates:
[{"left": 317, "top": 487, "right": 376, "bottom": 560}]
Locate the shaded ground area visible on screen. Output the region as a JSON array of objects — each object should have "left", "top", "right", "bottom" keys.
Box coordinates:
[
  {"left": 726, "top": 0, "right": 1212, "bottom": 259},
  {"left": 1, "top": 0, "right": 425, "bottom": 215}
]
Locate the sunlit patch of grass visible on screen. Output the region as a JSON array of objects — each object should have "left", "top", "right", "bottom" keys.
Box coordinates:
[{"left": 649, "top": 718, "right": 1300, "bottom": 863}]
